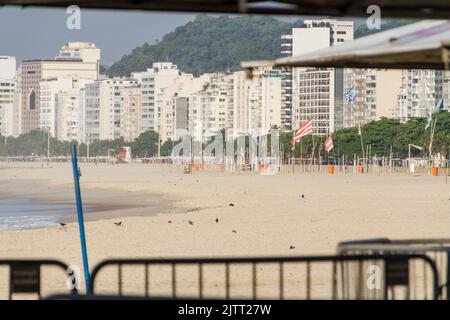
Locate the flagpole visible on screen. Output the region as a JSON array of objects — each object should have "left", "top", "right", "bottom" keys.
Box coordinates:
[
  {"left": 429, "top": 111, "right": 438, "bottom": 159},
  {"left": 300, "top": 140, "right": 304, "bottom": 172}
]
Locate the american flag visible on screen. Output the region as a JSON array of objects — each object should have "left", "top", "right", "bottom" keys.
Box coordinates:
[
  {"left": 291, "top": 119, "right": 313, "bottom": 148},
  {"left": 344, "top": 86, "right": 355, "bottom": 103},
  {"left": 325, "top": 136, "right": 334, "bottom": 152}
]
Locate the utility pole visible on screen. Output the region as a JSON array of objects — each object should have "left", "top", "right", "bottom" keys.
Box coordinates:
[
  {"left": 158, "top": 134, "right": 161, "bottom": 158},
  {"left": 47, "top": 131, "right": 50, "bottom": 158}
]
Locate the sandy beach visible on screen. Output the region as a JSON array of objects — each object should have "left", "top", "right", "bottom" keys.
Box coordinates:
[{"left": 0, "top": 161, "right": 448, "bottom": 298}]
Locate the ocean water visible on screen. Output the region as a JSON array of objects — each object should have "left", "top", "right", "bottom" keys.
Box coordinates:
[{"left": 0, "top": 198, "right": 76, "bottom": 230}]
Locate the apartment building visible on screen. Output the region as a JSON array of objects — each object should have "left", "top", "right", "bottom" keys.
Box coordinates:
[
  {"left": 19, "top": 43, "right": 100, "bottom": 134},
  {"left": 441, "top": 71, "right": 450, "bottom": 111},
  {"left": 189, "top": 73, "right": 232, "bottom": 140},
  {"left": 84, "top": 78, "right": 138, "bottom": 143},
  {"left": 234, "top": 69, "right": 282, "bottom": 135},
  {"left": 303, "top": 19, "right": 354, "bottom": 45},
  {"left": 396, "top": 70, "right": 444, "bottom": 122},
  {"left": 342, "top": 69, "right": 403, "bottom": 128},
  {"left": 282, "top": 19, "right": 353, "bottom": 132},
  {"left": 120, "top": 84, "right": 142, "bottom": 142},
  {"left": 56, "top": 88, "right": 87, "bottom": 142},
  {"left": 39, "top": 77, "right": 73, "bottom": 137},
  {"left": 135, "top": 62, "right": 180, "bottom": 133},
  {"left": 292, "top": 68, "right": 335, "bottom": 135},
  {"left": 280, "top": 28, "right": 331, "bottom": 131},
  {"left": 159, "top": 73, "right": 210, "bottom": 142},
  {"left": 0, "top": 56, "right": 20, "bottom": 137}
]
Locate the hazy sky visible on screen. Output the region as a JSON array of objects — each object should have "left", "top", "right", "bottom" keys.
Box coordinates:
[
  {"left": 0, "top": 6, "right": 368, "bottom": 67},
  {"left": 0, "top": 6, "right": 196, "bottom": 66}
]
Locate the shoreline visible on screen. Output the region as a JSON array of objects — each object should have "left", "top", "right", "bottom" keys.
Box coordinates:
[{"left": 0, "top": 174, "right": 186, "bottom": 231}]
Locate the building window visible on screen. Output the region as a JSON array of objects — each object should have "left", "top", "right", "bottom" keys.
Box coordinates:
[{"left": 29, "top": 90, "right": 36, "bottom": 110}]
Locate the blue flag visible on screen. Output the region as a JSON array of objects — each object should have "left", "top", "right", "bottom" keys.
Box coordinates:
[
  {"left": 425, "top": 99, "right": 444, "bottom": 130},
  {"left": 344, "top": 86, "right": 355, "bottom": 103}
]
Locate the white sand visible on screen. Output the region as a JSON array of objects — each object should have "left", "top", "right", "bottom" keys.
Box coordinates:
[{"left": 0, "top": 162, "right": 448, "bottom": 298}]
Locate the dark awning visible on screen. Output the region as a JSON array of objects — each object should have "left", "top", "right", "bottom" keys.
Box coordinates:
[
  {"left": 0, "top": 0, "right": 449, "bottom": 19},
  {"left": 241, "top": 20, "right": 450, "bottom": 71}
]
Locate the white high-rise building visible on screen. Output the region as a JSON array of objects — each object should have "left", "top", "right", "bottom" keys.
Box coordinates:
[
  {"left": 120, "top": 84, "right": 142, "bottom": 142},
  {"left": 343, "top": 69, "right": 403, "bottom": 128},
  {"left": 56, "top": 88, "right": 87, "bottom": 142},
  {"left": 280, "top": 28, "right": 330, "bottom": 131},
  {"left": 84, "top": 78, "right": 138, "bottom": 143},
  {"left": 232, "top": 69, "right": 282, "bottom": 135},
  {"left": 0, "top": 56, "right": 16, "bottom": 79},
  {"left": 303, "top": 19, "right": 354, "bottom": 45},
  {"left": 0, "top": 56, "right": 20, "bottom": 137},
  {"left": 159, "top": 73, "right": 210, "bottom": 142},
  {"left": 19, "top": 42, "right": 100, "bottom": 134},
  {"left": 395, "top": 69, "right": 444, "bottom": 122},
  {"left": 137, "top": 62, "right": 180, "bottom": 133},
  {"left": 57, "top": 42, "right": 101, "bottom": 76},
  {"left": 441, "top": 71, "right": 450, "bottom": 112},
  {"left": 187, "top": 69, "right": 281, "bottom": 141},
  {"left": 189, "top": 73, "right": 232, "bottom": 140},
  {"left": 292, "top": 68, "right": 335, "bottom": 135},
  {"left": 39, "top": 77, "right": 73, "bottom": 137},
  {"left": 283, "top": 20, "right": 353, "bottom": 134}
]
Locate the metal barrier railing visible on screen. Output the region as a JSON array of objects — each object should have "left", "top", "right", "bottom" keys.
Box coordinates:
[
  {"left": 338, "top": 238, "right": 450, "bottom": 299},
  {"left": 89, "top": 254, "right": 439, "bottom": 300},
  {"left": 0, "top": 260, "right": 77, "bottom": 299}
]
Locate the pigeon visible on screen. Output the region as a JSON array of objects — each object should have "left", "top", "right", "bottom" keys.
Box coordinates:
[
  {"left": 232, "top": 230, "right": 237, "bottom": 234},
  {"left": 289, "top": 245, "right": 296, "bottom": 250},
  {"left": 229, "top": 203, "right": 235, "bottom": 207},
  {"left": 59, "top": 223, "right": 67, "bottom": 228},
  {"left": 189, "top": 220, "right": 194, "bottom": 225},
  {"left": 114, "top": 222, "right": 123, "bottom": 227},
  {"left": 215, "top": 218, "right": 219, "bottom": 223}
]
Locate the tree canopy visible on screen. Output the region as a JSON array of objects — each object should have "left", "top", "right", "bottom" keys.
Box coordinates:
[
  {"left": 0, "top": 112, "right": 448, "bottom": 160},
  {"left": 280, "top": 112, "right": 450, "bottom": 160}
]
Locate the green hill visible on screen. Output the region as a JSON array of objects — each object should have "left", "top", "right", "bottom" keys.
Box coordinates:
[
  {"left": 106, "top": 15, "right": 415, "bottom": 77},
  {"left": 107, "top": 15, "right": 298, "bottom": 77}
]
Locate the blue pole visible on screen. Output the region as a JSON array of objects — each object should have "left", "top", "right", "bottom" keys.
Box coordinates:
[{"left": 70, "top": 144, "right": 90, "bottom": 292}]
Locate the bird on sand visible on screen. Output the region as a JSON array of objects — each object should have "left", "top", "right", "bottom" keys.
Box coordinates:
[
  {"left": 189, "top": 220, "right": 194, "bottom": 225},
  {"left": 229, "top": 203, "right": 235, "bottom": 207},
  {"left": 289, "top": 245, "right": 296, "bottom": 250},
  {"left": 59, "top": 223, "right": 67, "bottom": 228},
  {"left": 215, "top": 218, "right": 219, "bottom": 223},
  {"left": 114, "top": 222, "right": 123, "bottom": 227},
  {"left": 232, "top": 230, "right": 237, "bottom": 234}
]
